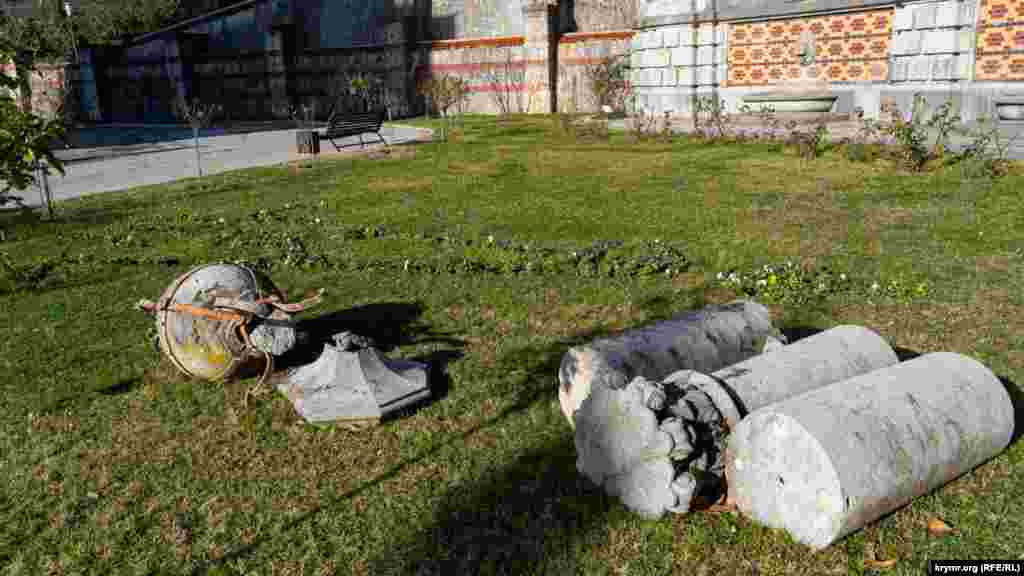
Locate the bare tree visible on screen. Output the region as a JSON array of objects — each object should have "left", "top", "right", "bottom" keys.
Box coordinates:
[{"left": 480, "top": 51, "right": 525, "bottom": 115}]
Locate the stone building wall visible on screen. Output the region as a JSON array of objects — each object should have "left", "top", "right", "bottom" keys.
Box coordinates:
[
  {"left": 431, "top": 0, "right": 527, "bottom": 39},
  {"left": 28, "top": 64, "right": 70, "bottom": 120},
  {"left": 423, "top": 0, "right": 636, "bottom": 114},
  {"left": 628, "top": 21, "right": 726, "bottom": 114},
  {"left": 727, "top": 11, "right": 894, "bottom": 86},
  {"left": 628, "top": 0, "right": 1024, "bottom": 124},
  {"left": 425, "top": 36, "right": 528, "bottom": 114},
  {"left": 891, "top": 1, "right": 975, "bottom": 83},
  {"left": 557, "top": 31, "right": 634, "bottom": 113},
  {"left": 976, "top": 0, "right": 1024, "bottom": 80},
  {"left": 573, "top": 0, "right": 638, "bottom": 32},
  {"left": 62, "top": 0, "right": 1024, "bottom": 123},
  {"left": 1, "top": 59, "right": 69, "bottom": 118}
]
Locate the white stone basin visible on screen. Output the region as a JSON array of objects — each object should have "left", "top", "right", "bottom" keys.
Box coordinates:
[
  {"left": 995, "top": 102, "right": 1024, "bottom": 121},
  {"left": 743, "top": 93, "right": 838, "bottom": 113}
]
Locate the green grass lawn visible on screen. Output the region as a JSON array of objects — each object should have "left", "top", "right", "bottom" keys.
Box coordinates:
[{"left": 1, "top": 115, "right": 1022, "bottom": 575}]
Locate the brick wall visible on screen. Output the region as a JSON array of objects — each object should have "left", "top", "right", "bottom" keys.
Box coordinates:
[
  {"left": 975, "top": 0, "right": 1024, "bottom": 80},
  {"left": 29, "top": 64, "right": 69, "bottom": 119},
  {"left": 557, "top": 30, "right": 633, "bottom": 112},
  {"left": 728, "top": 10, "right": 893, "bottom": 86},
  {"left": 425, "top": 36, "right": 530, "bottom": 114}
]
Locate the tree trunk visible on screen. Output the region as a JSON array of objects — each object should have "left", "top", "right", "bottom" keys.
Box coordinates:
[{"left": 296, "top": 129, "right": 319, "bottom": 155}]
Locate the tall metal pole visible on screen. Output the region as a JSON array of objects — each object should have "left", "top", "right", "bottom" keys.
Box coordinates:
[
  {"left": 691, "top": 0, "right": 698, "bottom": 132},
  {"left": 193, "top": 126, "right": 203, "bottom": 178},
  {"left": 712, "top": 0, "right": 718, "bottom": 110},
  {"left": 63, "top": 1, "right": 79, "bottom": 64}
]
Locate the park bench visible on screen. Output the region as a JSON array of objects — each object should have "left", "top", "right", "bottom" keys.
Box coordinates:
[{"left": 320, "top": 110, "right": 389, "bottom": 151}]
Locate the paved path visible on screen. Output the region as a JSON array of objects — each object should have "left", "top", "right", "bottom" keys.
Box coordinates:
[{"left": 22, "top": 124, "right": 431, "bottom": 206}]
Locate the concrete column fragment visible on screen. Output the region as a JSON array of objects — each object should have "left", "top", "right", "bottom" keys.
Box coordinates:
[
  {"left": 558, "top": 300, "right": 785, "bottom": 428},
  {"left": 277, "top": 332, "right": 431, "bottom": 426},
  {"left": 728, "top": 352, "right": 1015, "bottom": 549},
  {"left": 575, "top": 325, "right": 899, "bottom": 519},
  {"left": 672, "top": 325, "right": 900, "bottom": 430}
]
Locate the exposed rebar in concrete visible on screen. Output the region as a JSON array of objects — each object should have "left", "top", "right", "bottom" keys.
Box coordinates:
[
  {"left": 727, "top": 352, "right": 1015, "bottom": 549},
  {"left": 558, "top": 300, "right": 785, "bottom": 429},
  {"left": 574, "top": 325, "right": 899, "bottom": 518}
]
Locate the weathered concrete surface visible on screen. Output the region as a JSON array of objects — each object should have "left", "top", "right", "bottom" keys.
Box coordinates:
[
  {"left": 575, "top": 377, "right": 688, "bottom": 518},
  {"left": 278, "top": 332, "right": 431, "bottom": 424},
  {"left": 728, "top": 352, "right": 1015, "bottom": 549},
  {"left": 21, "top": 125, "right": 430, "bottom": 207},
  {"left": 675, "top": 324, "right": 899, "bottom": 429},
  {"left": 575, "top": 325, "right": 899, "bottom": 518},
  {"left": 558, "top": 300, "right": 785, "bottom": 428},
  {"left": 638, "top": 0, "right": 897, "bottom": 27}
]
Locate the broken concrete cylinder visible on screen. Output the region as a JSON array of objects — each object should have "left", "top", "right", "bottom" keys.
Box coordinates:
[
  {"left": 558, "top": 300, "right": 785, "bottom": 428},
  {"left": 670, "top": 324, "right": 900, "bottom": 430},
  {"left": 575, "top": 325, "right": 899, "bottom": 519},
  {"left": 728, "top": 352, "right": 1015, "bottom": 549},
  {"left": 277, "top": 332, "right": 431, "bottom": 425},
  {"left": 574, "top": 376, "right": 702, "bottom": 518}
]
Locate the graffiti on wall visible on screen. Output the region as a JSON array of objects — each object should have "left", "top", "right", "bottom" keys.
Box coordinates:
[
  {"left": 975, "top": 0, "right": 1024, "bottom": 80},
  {"left": 727, "top": 9, "right": 893, "bottom": 86}
]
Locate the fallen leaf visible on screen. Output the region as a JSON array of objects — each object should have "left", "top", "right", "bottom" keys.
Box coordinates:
[
  {"left": 927, "top": 517, "right": 954, "bottom": 535},
  {"left": 864, "top": 557, "right": 898, "bottom": 570}
]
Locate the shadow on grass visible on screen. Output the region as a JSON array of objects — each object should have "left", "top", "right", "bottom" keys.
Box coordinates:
[
  {"left": 372, "top": 436, "right": 613, "bottom": 576},
  {"left": 185, "top": 294, "right": 1024, "bottom": 575},
  {"left": 377, "top": 332, "right": 627, "bottom": 575},
  {"left": 275, "top": 301, "right": 465, "bottom": 370},
  {"left": 186, "top": 318, "right": 638, "bottom": 576},
  {"left": 186, "top": 383, "right": 581, "bottom": 576},
  {"left": 1000, "top": 376, "right": 1024, "bottom": 445}
]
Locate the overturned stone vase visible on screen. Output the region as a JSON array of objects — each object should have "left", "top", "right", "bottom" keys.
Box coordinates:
[
  {"left": 574, "top": 325, "right": 898, "bottom": 519},
  {"left": 558, "top": 300, "right": 785, "bottom": 429},
  {"left": 728, "top": 352, "right": 1015, "bottom": 549},
  {"left": 276, "top": 332, "right": 431, "bottom": 426}
]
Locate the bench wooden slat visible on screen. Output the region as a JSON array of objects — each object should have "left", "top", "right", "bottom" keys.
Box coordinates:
[{"left": 319, "top": 110, "right": 388, "bottom": 151}]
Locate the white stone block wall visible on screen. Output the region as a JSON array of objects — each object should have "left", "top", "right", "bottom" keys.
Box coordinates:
[
  {"left": 630, "top": 21, "right": 726, "bottom": 114},
  {"left": 890, "top": 0, "right": 977, "bottom": 83},
  {"left": 622, "top": 0, "right": 1021, "bottom": 122}
]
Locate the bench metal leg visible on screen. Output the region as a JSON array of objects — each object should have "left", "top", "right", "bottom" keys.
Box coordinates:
[
  {"left": 357, "top": 134, "right": 364, "bottom": 147},
  {"left": 375, "top": 131, "right": 389, "bottom": 147}
]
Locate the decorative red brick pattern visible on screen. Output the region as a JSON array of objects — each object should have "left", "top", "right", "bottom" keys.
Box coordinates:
[
  {"left": 429, "top": 36, "right": 525, "bottom": 51},
  {"left": 429, "top": 61, "right": 534, "bottom": 73},
  {"left": 976, "top": 0, "right": 1024, "bottom": 80},
  {"left": 558, "top": 30, "right": 635, "bottom": 44},
  {"left": 978, "top": 0, "right": 1022, "bottom": 25},
  {"left": 727, "top": 8, "right": 893, "bottom": 86}
]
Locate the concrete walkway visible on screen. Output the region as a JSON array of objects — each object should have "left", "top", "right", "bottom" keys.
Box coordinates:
[{"left": 23, "top": 124, "right": 431, "bottom": 206}]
